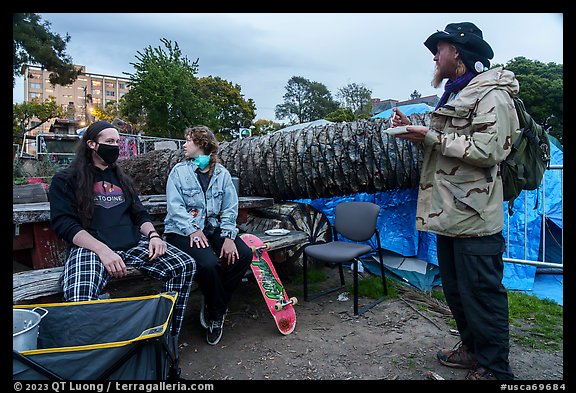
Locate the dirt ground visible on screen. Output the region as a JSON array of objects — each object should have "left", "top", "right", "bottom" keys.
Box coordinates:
[{"left": 169, "top": 265, "right": 564, "bottom": 382}]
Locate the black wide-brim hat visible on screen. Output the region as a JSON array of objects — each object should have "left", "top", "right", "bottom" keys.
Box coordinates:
[{"left": 424, "top": 22, "right": 494, "bottom": 73}]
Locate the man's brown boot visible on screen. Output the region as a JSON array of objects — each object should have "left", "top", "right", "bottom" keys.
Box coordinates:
[{"left": 436, "top": 342, "right": 478, "bottom": 369}]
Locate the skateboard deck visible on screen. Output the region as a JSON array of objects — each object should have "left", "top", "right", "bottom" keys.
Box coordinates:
[{"left": 240, "top": 233, "right": 297, "bottom": 335}]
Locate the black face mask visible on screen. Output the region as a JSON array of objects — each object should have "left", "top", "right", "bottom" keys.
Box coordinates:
[{"left": 96, "top": 143, "right": 120, "bottom": 165}]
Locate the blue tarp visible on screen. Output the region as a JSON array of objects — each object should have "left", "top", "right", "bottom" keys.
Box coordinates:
[
  {"left": 294, "top": 142, "right": 563, "bottom": 298},
  {"left": 372, "top": 103, "right": 436, "bottom": 119},
  {"left": 501, "top": 141, "right": 563, "bottom": 290},
  {"left": 526, "top": 274, "right": 563, "bottom": 305}
]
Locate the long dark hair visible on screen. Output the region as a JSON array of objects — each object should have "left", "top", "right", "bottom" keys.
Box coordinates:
[
  {"left": 184, "top": 125, "right": 221, "bottom": 176},
  {"left": 69, "top": 122, "right": 138, "bottom": 227}
]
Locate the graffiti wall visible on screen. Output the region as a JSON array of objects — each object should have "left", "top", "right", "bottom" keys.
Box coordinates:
[{"left": 119, "top": 135, "right": 138, "bottom": 160}]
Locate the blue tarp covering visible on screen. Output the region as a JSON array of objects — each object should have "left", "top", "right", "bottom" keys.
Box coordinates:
[
  {"left": 526, "top": 274, "right": 563, "bottom": 305},
  {"left": 501, "top": 142, "right": 563, "bottom": 290},
  {"left": 295, "top": 142, "right": 563, "bottom": 297},
  {"left": 372, "top": 103, "right": 436, "bottom": 119}
]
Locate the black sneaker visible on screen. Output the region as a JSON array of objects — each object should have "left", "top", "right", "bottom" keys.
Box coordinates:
[
  {"left": 199, "top": 296, "right": 208, "bottom": 329},
  {"left": 206, "top": 319, "right": 224, "bottom": 346}
]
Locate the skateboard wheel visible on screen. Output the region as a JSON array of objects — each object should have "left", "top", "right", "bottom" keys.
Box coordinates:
[
  {"left": 290, "top": 297, "right": 298, "bottom": 306},
  {"left": 274, "top": 302, "right": 282, "bottom": 312}
]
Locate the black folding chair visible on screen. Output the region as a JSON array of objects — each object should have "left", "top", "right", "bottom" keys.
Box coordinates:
[{"left": 13, "top": 292, "right": 181, "bottom": 380}]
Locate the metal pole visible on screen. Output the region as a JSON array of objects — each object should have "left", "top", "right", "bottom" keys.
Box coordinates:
[
  {"left": 506, "top": 205, "right": 510, "bottom": 259},
  {"left": 523, "top": 191, "right": 528, "bottom": 260},
  {"left": 83, "top": 86, "right": 88, "bottom": 123},
  {"left": 503, "top": 257, "right": 563, "bottom": 269},
  {"left": 541, "top": 171, "right": 546, "bottom": 263}
]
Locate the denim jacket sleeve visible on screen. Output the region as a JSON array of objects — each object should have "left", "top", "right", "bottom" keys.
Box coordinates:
[
  {"left": 217, "top": 167, "right": 239, "bottom": 240},
  {"left": 165, "top": 163, "right": 202, "bottom": 236}
]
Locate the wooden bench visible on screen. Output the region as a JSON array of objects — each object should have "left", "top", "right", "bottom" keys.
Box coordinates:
[
  {"left": 13, "top": 230, "right": 308, "bottom": 304},
  {"left": 13, "top": 194, "right": 324, "bottom": 304},
  {"left": 13, "top": 194, "right": 275, "bottom": 269}
]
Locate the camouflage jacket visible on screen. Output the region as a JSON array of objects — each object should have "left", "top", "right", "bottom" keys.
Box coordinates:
[{"left": 416, "top": 67, "right": 520, "bottom": 237}]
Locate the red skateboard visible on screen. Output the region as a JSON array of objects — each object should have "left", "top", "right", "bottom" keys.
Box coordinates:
[{"left": 240, "top": 233, "right": 297, "bottom": 335}]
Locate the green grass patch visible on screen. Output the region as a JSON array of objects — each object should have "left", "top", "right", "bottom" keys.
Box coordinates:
[
  {"left": 507, "top": 290, "right": 563, "bottom": 350},
  {"left": 347, "top": 275, "right": 398, "bottom": 300},
  {"left": 13, "top": 177, "right": 27, "bottom": 185},
  {"left": 290, "top": 267, "right": 326, "bottom": 286},
  {"left": 430, "top": 287, "right": 446, "bottom": 303},
  {"left": 427, "top": 287, "right": 563, "bottom": 350},
  {"left": 288, "top": 267, "right": 327, "bottom": 297}
]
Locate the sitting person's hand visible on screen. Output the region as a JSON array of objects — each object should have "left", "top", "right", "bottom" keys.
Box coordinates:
[
  {"left": 148, "top": 236, "right": 167, "bottom": 260},
  {"left": 190, "top": 230, "right": 209, "bottom": 248},
  {"left": 219, "top": 238, "right": 239, "bottom": 266},
  {"left": 99, "top": 248, "right": 127, "bottom": 278}
]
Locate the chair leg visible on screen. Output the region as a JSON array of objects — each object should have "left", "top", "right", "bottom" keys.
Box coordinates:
[
  {"left": 353, "top": 258, "right": 359, "bottom": 316},
  {"left": 303, "top": 254, "right": 346, "bottom": 302},
  {"left": 377, "top": 248, "right": 388, "bottom": 296},
  {"left": 338, "top": 262, "right": 345, "bottom": 286},
  {"left": 354, "top": 253, "right": 389, "bottom": 317}
]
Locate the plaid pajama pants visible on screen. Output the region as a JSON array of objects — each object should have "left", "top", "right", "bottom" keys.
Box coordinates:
[{"left": 61, "top": 237, "right": 196, "bottom": 336}]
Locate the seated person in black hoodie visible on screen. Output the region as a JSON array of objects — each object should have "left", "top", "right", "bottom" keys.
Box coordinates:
[{"left": 49, "top": 120, "right": 196, "bottom": 337}]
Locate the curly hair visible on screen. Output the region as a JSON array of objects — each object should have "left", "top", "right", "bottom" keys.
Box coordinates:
[{"left": 184, "top": 125, "right": 221, "bottom": 175}]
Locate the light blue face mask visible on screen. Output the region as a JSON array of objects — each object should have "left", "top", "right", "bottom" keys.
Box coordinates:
[{"left": 193, "top": 154, "right": 211, "bottom": 170}]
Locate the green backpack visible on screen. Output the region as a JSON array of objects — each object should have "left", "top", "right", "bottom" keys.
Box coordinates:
[{"left": 500, "top": 96, "right": 551, "bottom": 215}]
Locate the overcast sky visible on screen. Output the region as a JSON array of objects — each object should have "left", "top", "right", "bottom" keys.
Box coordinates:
[{"left": 13, "top": 13, "right": 563, "bottom": 121}]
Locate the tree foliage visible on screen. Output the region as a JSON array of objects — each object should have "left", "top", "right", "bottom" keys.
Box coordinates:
[
  {"left": 120, "top": 38, "right": 217, "bottom": 139},
  {"left": 13, "top": 97, "right": 64, "bottom": 138},
  {"left": 494, "top": 56, "right": 563, "bottom": 144},
  {"left": 253, "top": 119, "right": 283, "bottom": 136},
  {"left": 336, "top": 83, "right": 372, "bottom": 119},
  {"left": 197, "top": 76, "right": 256, "bottom": 141},
  {"left": 275, "top": 76, "right": 339, "bottom": 124},
  {"left": 92, "top": 101, "right": 121, "bottom": 124},
  {"left": 325, "top": 108, "right": 355, "bottom": 123},
  {"left": 13, "top": 13, "right": 80, "bottom": 88}
]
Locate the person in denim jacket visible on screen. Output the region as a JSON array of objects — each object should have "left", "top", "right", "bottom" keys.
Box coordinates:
[{"left": 164, "top": 125, "right": 252, "bottom": 345}]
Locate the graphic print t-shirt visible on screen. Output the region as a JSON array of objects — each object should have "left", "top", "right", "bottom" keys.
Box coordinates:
[
  {"left": 88, "top": 169, "right": 142, "bottom": 251},
  {"left": 94, "top": 180, "right": 125, "bottom": 208}
]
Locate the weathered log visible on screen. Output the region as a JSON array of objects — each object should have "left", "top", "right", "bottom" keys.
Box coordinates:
[
  {"left": 119, "top": 114, "right": 431, "bottom": 200},
  {"left": 12, "top": 266, "right": 146, "bottom": 303},
  {"left": 118, "top": 148, "right": 185, "bottom": 195}
]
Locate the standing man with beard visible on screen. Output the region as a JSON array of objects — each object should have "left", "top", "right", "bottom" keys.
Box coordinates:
[
  {"left": 391, "top": 22, "right": 518, "bottom": 380},
  {"left": 49, "top": 120, "right": 196, "bottom": 339}
]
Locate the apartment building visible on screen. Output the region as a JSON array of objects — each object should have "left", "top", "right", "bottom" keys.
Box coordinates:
[{"left": 22, "top": 64, "right": 131, "bottom": 134}]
